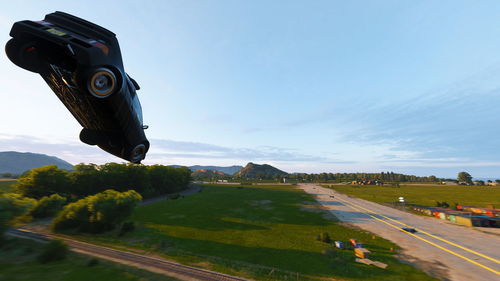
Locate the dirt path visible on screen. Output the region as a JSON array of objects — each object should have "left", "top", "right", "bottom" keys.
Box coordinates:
[{"left": 299, "top": 184, "right": 500, "bottom": 281}]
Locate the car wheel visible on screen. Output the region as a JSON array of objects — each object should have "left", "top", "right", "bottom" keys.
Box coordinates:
[
  {"left": 87, "top": 67, "right": 117, "bottom": 98},
  {"left": 5, "top": 39, "right": 42, "bottom": 73},
  {"left": 129, "top": 144, "right": 146, "bottom": 163}
]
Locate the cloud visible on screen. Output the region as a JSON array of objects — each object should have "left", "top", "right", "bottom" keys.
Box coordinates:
[
  {"left": 149, "top": 139, "right": 327, "bottom": 162},
  {"left": 0, "top": 134, "right": 328, "bottom": 165}
]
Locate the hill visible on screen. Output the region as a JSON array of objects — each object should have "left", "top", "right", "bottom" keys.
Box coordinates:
[
  {"left": 189, "top": 165, "right": 243, "bottom": 175},
  {"left": 0, "top": 151, "right": 73, "bottom": 175},
  {"left": 191, "top": 169, "right": 228, "bottom": 179},
  {"left": 234, "top": 162, "right": 288, "bottom": 178},
  {"left": 170, "top": 165, "right": 243, "bottom": 175}
]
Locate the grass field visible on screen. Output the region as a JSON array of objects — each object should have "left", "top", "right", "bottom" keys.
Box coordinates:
[
  {"left": 327, "top": 184, "right": 500, "bottom": 208},
  {"left": 68, "top": 184, "right": 437, "bottom": 281},
  {"left": 0, "top": 237, "right": 179, "bottom": 281},
  {"left": 0, "top": 180, "right": 16, "bottom": 194}
]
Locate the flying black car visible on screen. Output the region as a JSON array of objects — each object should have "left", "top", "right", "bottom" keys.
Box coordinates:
[{"left": 5, "top": 11, "right": 149, "bottom": 163}]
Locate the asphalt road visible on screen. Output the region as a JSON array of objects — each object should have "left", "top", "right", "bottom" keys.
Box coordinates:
[{"left": 300, "top": 184, "right": 500, "bottom": 281}]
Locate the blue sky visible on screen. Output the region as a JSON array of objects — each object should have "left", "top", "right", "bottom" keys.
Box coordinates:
[{"left": 1, "top": 1, "right": 500, "bottom": 178}]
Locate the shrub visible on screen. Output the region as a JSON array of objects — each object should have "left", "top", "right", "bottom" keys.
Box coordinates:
[
  {"left": 118, "top": 221, "right": 135, "bottom": 236},
  {"left": 29, "top": 194, "right": 67, "bottom": 219},
  {"left": 52, "top": 189, "right": 142, "bottom": 233},
  {"left": 168, "top": 193, "right": 180, "bottom": 200},
  {"left": 0, "top": 194, "right": 36, "bottom": 242},
  {"left": 436, "top": 201, "right": 450, "bottom": 208},
  {"left": 320, "top": 232, "right": 331, "bottom": 243},
  {"left": 37, "top": 240, "right": 68, "bottom": 263},
  {"left": 87, "top": 258, "right": 100, "bottom": 267}
]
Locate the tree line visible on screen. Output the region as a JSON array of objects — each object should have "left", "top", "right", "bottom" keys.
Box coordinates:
[
  {"left": 216, "top": 172, "right": 442, "bottom": 182},
  {"left": 285, "top": 172, "right": 441, "bottom": 183},
  {"left": 1, "top": 163, "right": 192, "bottom": 242},
  {"left": 15, "top": 163, "right": 192, "bottom": 199}
]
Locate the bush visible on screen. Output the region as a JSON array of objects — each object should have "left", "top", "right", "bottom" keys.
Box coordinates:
[
  {"left": 29, "top": 194, "right": 67, "bottom": 219},
  {"left": 87, "top": 258, "right": 100, "bottom": 267},
  {"left": 168, "top": 193, "right": 180, "bottom": 200},
  {"left": 436, "top": 201, "right": 450, "bottom": 208},
  {"left": 320, "top": 232, "right": 331, "bottom": 243},
  {"left": 0, "top": 194, "right": 36, "bottom": 242},
  {"left": 118, "top": 221, "right": 135, "bottom": 236},
  {"left": 52, "top": 189, "right": 142, "bottom": 233},
  {"left": 37, "top": 240, "right": 68, "bottom": 263}
]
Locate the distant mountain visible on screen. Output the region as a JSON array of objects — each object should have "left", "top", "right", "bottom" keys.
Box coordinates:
[
  {"left": 169, "top": 165, "right": 243, "bottom": 175},
  {"left": 189, "top": 165, "right": 243, "bottom": 175},
  {"left": 192, "top": 169, "right": 228, "bottom": 179},
  {"left": 234, "top": 162, "right": 288, "bottom": 178},
  {"left": 0, "top": 151, "right": 73, "bottom": 175}
]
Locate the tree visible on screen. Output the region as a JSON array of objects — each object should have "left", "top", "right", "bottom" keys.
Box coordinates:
[
  {"left": 0, "top": 193, "right": 36, "bottom": 242},
  {"left": 457, "top": 172, "right": 473, "bottom": 185},
  {"left": 37, "top": 240, "right": 68, "bottom": 263},
  {"left": 52, "top": 189, "right": 142, "bottom": 233},
  {"left": 29, "top": 194, "right": 67, "bottom": 219},
  {"left": 15, "top": 165, "right": 70, "bottom": 198}
]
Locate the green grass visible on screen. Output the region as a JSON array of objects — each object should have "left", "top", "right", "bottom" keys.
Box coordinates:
[
  {"left": 67, "top": 184, "right": 437, "bottom": 281},
  {"left": 0, "top": 180, "right": 16, "bottom": 194},
  {"left": 0, "top": 237, "right": 179, "bottom": 281},
  {"left": 327, "top": 184, "right": 500, "bottom": 208}
]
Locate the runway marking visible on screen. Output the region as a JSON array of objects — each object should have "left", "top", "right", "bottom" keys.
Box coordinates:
[
  {"left": 333, "top": 195, "right": 500, "bottom": 265},
  {"left": 322, "top": 192, "right": 500, "bottom": 275}
]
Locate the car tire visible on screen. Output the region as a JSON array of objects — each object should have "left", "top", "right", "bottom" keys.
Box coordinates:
[
  {"left": 87, "top": 67, "right": 118, "bottom": 98},
  {"left": 5, "top": 39, "right": 42, "bottom": 73},
  {"left": 129, "top": 144, "right": 146, "bottom": 163}
]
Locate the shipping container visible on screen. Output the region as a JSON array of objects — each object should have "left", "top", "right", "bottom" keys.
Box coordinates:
[
  {"left": 449, "top": 214, "right": 456, "bottom": 223},
  {"left": 455, "top": 216, "right": 472, "bottom": 227}
]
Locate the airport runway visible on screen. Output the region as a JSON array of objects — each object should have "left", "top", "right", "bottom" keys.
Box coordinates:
[{"left": 300, "top": 184, "right": 500, "bottom": 281}]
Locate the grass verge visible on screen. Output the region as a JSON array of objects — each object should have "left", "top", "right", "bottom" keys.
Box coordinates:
[
  {"left": 0, "top": 236, "right": 179, "bottom": 281},
  {"left": 327, "top": 184, "right": 500, "bottom": 208}
]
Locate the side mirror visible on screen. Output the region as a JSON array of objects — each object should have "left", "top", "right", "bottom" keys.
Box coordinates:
[{"left": 142, "top": 125, "right": 149, "bottom": 129}]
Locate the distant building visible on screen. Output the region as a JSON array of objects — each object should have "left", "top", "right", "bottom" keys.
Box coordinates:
[{"left": 442, "top": 181, "right": 456, "bottom": 185}]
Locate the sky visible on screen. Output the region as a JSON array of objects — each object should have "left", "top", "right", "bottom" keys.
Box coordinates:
[{"left": 1, "top": 1, "right": 500, "bottom": 178}]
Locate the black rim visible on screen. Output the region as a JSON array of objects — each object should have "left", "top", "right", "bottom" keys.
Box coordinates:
[
  {"left": 88, "top": 68, "right": 116, "bottom": 97},
  {"left": 130, "top": 144, "right": 146, "bottom": 162}
]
